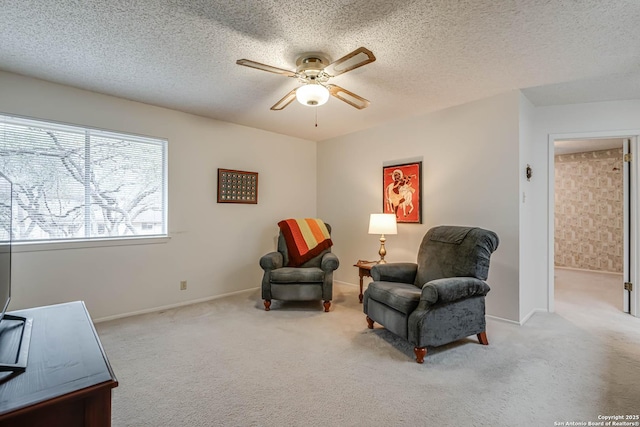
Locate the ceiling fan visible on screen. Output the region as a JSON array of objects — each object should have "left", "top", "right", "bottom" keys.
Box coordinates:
[{"left": 236, "top": 47, "right": 376, "bottom": 110}]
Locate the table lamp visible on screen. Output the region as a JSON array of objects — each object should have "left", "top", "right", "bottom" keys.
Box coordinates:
[{"left": 368, "top": 213, "right": 398, "bottom": 263}]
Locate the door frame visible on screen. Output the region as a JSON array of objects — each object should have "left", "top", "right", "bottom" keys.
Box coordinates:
[{"left": 547, "top": 130, "right": 640, "bottom": 316}]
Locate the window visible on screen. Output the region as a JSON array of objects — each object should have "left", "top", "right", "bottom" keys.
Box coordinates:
[{"left": 0, "top": 114, "right": 167, "bottom": 243}]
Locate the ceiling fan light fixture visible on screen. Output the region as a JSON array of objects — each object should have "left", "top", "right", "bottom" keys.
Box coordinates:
[
  {"left": 237, "top": 47, "right": 375, "bottom": 111},
  {"left": 296, "top": 84, "right": 330, "bottom": 107}
]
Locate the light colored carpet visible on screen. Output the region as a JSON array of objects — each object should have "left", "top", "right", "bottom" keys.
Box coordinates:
[{"left": 95, "top": 271, "right": 640, "bottom": 426}]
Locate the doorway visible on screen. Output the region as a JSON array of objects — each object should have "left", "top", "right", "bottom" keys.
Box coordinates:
[
  {"left": 547, "top": 131, "right": 639, "bottom": 318},
  {"left": 553, "top": 138, "right": 625, "bottom": 313}
]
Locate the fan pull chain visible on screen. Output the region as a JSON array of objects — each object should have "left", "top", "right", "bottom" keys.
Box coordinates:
[{"left": 315, "top": 108, "right": 318, "bottom": 127}]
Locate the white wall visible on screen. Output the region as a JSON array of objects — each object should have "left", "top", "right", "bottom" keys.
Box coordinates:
[
  {"left": 527, "top": 99, "right": 640, "bottom": 313},
  {"left": 0, "top": 71, "right": 317, "bottom": 320},
  {"left": 318, "top": 91, "right": 521, "bottom": 322},
  {"left": 518, "top": 93, "right": 540, "bottom": 322},
  {"left": 8, "top": 70, "right": 630, "bottom": 324}
]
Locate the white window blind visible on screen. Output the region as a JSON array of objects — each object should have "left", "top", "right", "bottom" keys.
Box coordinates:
[{"left": 0, "top": 114, "right": 167, "bottom": 242}]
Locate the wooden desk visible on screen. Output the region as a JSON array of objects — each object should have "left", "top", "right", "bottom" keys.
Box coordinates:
[
  {"left": 0, "top": 301, "right": 118, "bottom": 427},
  {"left": 354, "top": 260, "right": 378, "bottom": 303}
]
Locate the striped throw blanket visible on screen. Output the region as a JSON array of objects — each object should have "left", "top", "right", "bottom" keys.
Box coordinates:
[{"left": 278, "top": 218, "right": 333, "bottom": 267}]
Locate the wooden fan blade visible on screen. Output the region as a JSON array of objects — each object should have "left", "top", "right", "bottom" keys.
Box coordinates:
[
  {"left": 323, "top": 47, "right": 376, "bottom": 77},
  {"left": 271, "top": 88, "right": 298, "bottom": 110},
  {"left": 236, "top": 59, "right": 297, "bottom": 77},
  {"left": 326, "top": 84, "right": 370, "bottom": 109}
]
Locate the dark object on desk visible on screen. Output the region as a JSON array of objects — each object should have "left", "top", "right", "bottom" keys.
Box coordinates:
[
  {"left": 0, "top": 172, "right": 33, "bottom": 374},
  {"left": 0, "top": 315, "right": 32, "bottom": 373},
  {"left": 0, "top": 301, "right": 118, "bottom": 427},
  {"left": 363, "top": 225, "right": 499, "bottom": 363}
]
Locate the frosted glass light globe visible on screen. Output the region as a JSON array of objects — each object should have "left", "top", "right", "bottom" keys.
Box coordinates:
[{"left": 296, "top": 84, "right": 330, "bottom": 107}]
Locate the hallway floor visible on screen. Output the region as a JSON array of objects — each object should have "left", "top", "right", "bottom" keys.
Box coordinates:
[{"left": 554, "top": 267, "right": 638, "bottom": 336}]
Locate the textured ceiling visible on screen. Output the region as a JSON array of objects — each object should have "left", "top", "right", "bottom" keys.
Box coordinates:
[{"left": 1, "top": 1, "right": 639, "bottom": 141}]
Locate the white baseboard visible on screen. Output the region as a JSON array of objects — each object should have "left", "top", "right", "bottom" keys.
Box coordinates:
[
  {"left": 93, "top": 287, "right": 259, "bottom": 323},
  {"left": 518, "top": 308, "right": 547, "bottom": 325},
  {"left": 486, "top": 309, "right": 546, "bottom": 326},
  {"left": 113, "top": 281, "right": 538, "bottom": 328},
  {"left": 97, "top": 280, "right": 360, "bottom": 324},
  {"left": 486, "top": 309, "right": 547, "bottom": 326},
  {"left": 486, "top": 314, "right": 521, "bottom": 325}
]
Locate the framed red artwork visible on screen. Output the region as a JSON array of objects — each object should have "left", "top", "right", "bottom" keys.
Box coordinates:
[{"left": 383, "top": 161, "right": 422, "bottom": 223}]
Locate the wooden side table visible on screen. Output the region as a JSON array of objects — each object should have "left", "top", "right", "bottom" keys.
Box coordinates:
[{"left": 354, "top": 260, "right": 378, "bottom": 303}]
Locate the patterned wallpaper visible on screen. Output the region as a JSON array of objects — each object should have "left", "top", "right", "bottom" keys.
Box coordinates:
[{"left": 554, "top": 148, "right": 623, "bottom": 273}]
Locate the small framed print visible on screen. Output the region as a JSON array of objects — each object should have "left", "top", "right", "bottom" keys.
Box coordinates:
[
  {"left": 383, "top": 161, "right": 422, "bottom": 223},
  {"left": 217, "top": 169, "right": 258, "bottom": 204}
]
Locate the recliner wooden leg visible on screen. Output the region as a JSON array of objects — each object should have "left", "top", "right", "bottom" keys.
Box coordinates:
[
  {"left": 263, "top": 300, "right": 271, "bottom": 311},
  {"left": 477, "top": 331, "right": 489, "bottom": 345},
  {"left": 323, "top": 301, "right": 331, "bottom": 312},
  {"left": 366, "top": 316, "right": 374, "bottom": 329},
  {"left": 414, "top": 347, "right": 427, "bottom": 364}
]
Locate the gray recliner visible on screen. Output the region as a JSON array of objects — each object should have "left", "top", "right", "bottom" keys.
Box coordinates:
[
  {"left": 363, "top": 225, "right": 499, "bottom": 363},
  {"left": 260, "top": 223, "right": 339, "bottom": 312}
]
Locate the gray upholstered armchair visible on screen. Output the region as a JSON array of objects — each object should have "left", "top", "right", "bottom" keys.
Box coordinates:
[
  {"left": 363, "top": 225, "right": 499, "bottom": 363},
  {"left": 260, "top": 223, "right": 339, "bottom": 312}
]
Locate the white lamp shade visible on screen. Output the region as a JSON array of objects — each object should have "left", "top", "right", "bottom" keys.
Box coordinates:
[
  {"left": 296, "top": 84, "right": 330, "bottom": 107},
  {"left": 368, "top": 213, "right": 397, "bottom": 235}
]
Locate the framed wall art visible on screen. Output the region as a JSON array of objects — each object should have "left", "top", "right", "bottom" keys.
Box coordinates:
[
  {"left": 217, "top": 168, "right": 258, "bottom": 204},
  {"left": 383, "top": 161, "right": 422, "bottom": 223}
]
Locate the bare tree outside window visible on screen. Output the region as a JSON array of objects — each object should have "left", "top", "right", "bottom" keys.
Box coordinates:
[{"left": 0, "top": 116, "right": 167, "bottom": 242}]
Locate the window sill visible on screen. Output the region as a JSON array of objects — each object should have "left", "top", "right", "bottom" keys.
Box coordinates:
[{"left": 12, "top": 236, "right": 171, "bottom": 253}]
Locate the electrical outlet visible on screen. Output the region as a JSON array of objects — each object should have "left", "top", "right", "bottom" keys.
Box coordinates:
[{"left": 180, "top": 280, "right": 187, "bottom": 290}]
